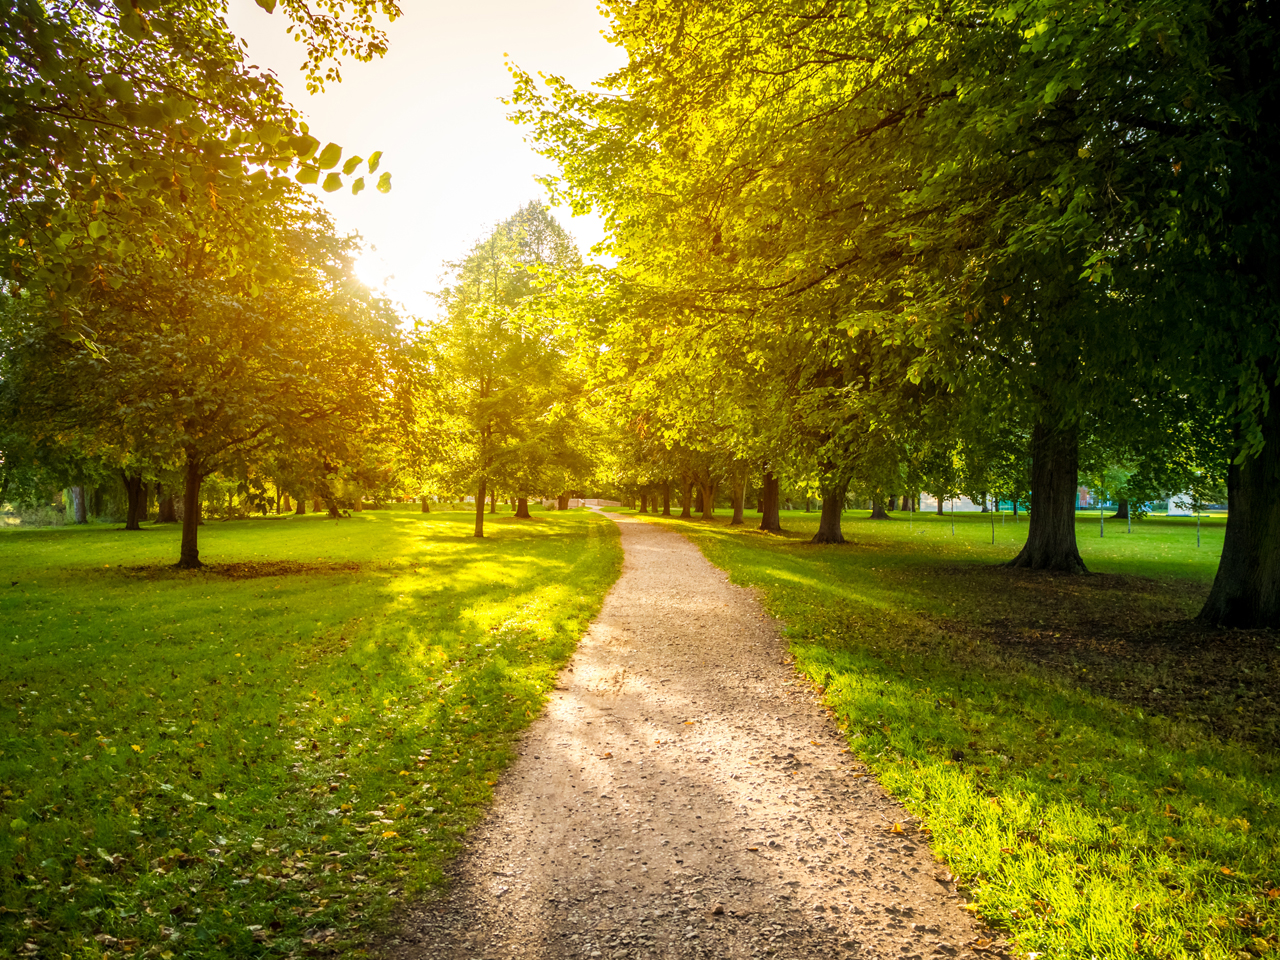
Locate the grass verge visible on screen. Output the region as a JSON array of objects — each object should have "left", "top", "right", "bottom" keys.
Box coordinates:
[
  {"left": 647, "top": 508, "right": 1275, "bottom": 960},
  {"left": 0, "top": 505, "right": 621, "bottom": 959}
]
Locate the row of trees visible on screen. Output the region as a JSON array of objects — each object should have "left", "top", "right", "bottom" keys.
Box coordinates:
[
  {"left": 0, "top": 1, "right": 407, "bottom": 566},
  {"left": 505, "top": 0, "right": 1280, "bottom": 628}
]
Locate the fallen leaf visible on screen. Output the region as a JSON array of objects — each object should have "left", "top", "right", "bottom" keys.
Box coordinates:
[{"left": 889, "top": 823, "right": 904, "bottom": 834}]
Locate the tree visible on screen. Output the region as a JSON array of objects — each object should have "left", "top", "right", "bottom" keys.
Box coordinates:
[
  {"left": 1, "top": 186, "right": 406, "bottom": 566},
  {"left": 431, "top": 202, "right": 585, "bottom": 538}
]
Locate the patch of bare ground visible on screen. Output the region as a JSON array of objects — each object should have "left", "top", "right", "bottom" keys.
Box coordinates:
[
  {"left": 384, "top": 513, "right": 1002, "bottom": 960},
  {"left": 119, "top": 560, "right": 360, "bottom": 580},
  {"left": 919, "top": 565, "right": 1280, "bottom": 752}
]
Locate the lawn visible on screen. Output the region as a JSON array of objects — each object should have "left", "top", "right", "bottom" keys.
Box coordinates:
[
  {"left": 0, "top": 505, "right": 622, "bottom": 959},
  {"left": 642, "top": 506, "right": 1276, "bottom": 960}
]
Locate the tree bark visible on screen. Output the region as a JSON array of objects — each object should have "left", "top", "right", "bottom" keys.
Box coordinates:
[
  {"left": 557, "top": 492, "right": 570, "bottom": 510},
  {"left": 980, "top": 491, "right": 989, "bottom": 513},
  {"left": 490, "top": 488, "right": 498, "bottom": 514},
  {"left": 421, "top": 496, "right": 431, "bottom": 513},
  {"left": 639, "top": 492, "right": 649, "bottom": 514},
  {"left": 694, "top": 485, "right": 704, "bottom": 516},
  {"left": 295, "top": 496, "right": 306, "bottom": 516},
  {"left": 177, "top": 456, "right": 204, "bottom": 568},
  {"left": 810, "top": 478, "right": 849, "bottom": 544},
  {"left": 70, "top": 486, "right": 87, "bottom": 524},
  {"left": 699, "top": 481, "right": 715, "bottom": 520},
  {"left": 730, "top": 477, "right": 746, "bottom": 525},
  {"left": 122, "top": 471, "right": 145, "bottom": 530},
  {"left": 759, "top": 471, "right": 782, "bottom": 533},
  {"left": 1006, "top": 419, "right": 1087, "bottom": 572},
  {"left": 680, "top": 477, "right": 693, "bottom": 519},
  {"left": 474, "top": 478, "right": 487, "bottom": 537},
  {"left": 888, "top": 495, "right": 897, "bottom": 511},
  {"left": 326, "top": 498, "right": 341, "bottom": 519},
  {"left": 156, "top": 484, "right": 178, "bottom": 524},
  {"left": 662, "top": 481, "right": 672, "bottom": 517},
  {"left": 869, "top": 500, "right": 890, "bottom": 520},
  {"left": 1200, "top": 394, "right": 1280, "bottom": 626},
  {"left": 1110, "top": 498, "right": 1129, "bottom": 520},
  {"left": 936, "top": 494, "right": 945, "bottom": 516},
  {"left": 515, "top": 496, "right": 531, "bottom": 519}
]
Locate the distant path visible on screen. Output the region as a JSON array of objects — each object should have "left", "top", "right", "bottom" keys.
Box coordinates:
[{"left": 389, "top": 512, "right": 999, "bottom": 960}]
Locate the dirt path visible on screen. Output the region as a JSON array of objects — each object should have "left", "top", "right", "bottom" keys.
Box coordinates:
[{"left": 389, "top": 513, "right": 1001, "bottom": 960}]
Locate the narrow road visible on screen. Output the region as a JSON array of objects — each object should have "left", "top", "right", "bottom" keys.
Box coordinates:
[{"left": 390, "top": 513, "right": 999, "bottom": 960}]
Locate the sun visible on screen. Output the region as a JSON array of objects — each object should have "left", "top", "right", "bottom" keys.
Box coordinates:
[{"left": 354, "top": 249, "right": 391, "bottom": 289}]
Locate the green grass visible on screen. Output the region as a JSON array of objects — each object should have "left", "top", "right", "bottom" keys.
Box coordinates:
[
  {"left": 645, "top": 507, "right": 1275, "bottom": 960},
  {"left": 0, "top": 505, "right": 622, "bottom": 959}
]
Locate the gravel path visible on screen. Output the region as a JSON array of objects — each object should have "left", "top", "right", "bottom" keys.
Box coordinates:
[{"left": 388, "top": 512, "right": 1003, "bottom": 960}]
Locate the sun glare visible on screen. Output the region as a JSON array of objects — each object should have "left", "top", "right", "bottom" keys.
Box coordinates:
[{"left": 354, "top": 249, "right": 391, "bottom": 289}]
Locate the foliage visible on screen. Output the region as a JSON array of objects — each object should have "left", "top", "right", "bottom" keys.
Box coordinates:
[
  {"left": 0, "top": 505, "right": 622, "bottom": 959},
  {"left": 429, "top": 202, "right": 590, "bottom": 527}
]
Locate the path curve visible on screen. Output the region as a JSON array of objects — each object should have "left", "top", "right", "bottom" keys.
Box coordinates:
[{"left": 389, "top": 512, "right": 999, "bottom": 960}]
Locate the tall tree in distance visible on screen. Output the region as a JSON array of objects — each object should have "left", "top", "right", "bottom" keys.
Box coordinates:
[{"left": 432, "top": 202, "right": 584, "bottom": 538}]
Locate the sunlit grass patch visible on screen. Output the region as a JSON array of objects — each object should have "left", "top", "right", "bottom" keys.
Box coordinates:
[
  {"left": 0, "top": 506, "right": 621, "bottom": 959},
  {"left": 653, "top": 509, "right": 1275, "bottom": 960}
]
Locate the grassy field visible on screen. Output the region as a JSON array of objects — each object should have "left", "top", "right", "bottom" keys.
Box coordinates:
[
  {"left": 0, "top": 505, "right": 622, "bottom": 959},
  {"left": 639, "top": 506, "right": 1275, "bottom": 960}
]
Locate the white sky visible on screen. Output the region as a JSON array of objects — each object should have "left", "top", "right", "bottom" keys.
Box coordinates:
[{"left": 224, "top": 0, "right": 626, "bottom": 319}]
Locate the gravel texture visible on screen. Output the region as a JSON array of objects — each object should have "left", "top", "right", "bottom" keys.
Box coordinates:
[{"left": 386, "top": 512, "right": 1005, "bottom": 960}]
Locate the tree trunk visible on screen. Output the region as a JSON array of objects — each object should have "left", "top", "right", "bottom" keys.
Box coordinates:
[
  {"left": 730, "top": 477, "right": 746, "bottom": 525},
  {"left": 312, "top": 497, "right": 321, "bottom": 513},
  {"left": 980, "top": 491, "right": 989, "bottom": 513},
  {"left": 936, "top": 494, "right": 945, "bottom": 516},
  {"left": 810, "top": 478, "right": 849, "bottom": 544},
  {"left": 639, "top": 492, "right": 649, "bottom": 514},
  {"left": 694, "top": 485, "right": 704, "bottom": 515},
  {"left": 1012, "top": 499, "right": 1019, "bottom": 517},
  {"left": 869, "top": 500, "right": 890, "bottom": 520},
  {"left": 557, "top": 492, "right": 570, "bottom": 510},
  {"left": 1200, "top": 395, "right": 1280, "bottom": 626},
  {"left": 421, "top": 496, "right": 431, "bottom": 513},
  {"left": 680, "top": 478, "right": 693, "bottom": 519},
  {"left": 1109, "top": 498, "right": 1129, "bottom": 520},
  {"left": 156, "top": 484, "right": 178, "bottom": 524},
  {"left": 490, "top": 488, "right": 498, "bottom": 514},
  {"left": 70, "top": 486, "right": 87, "bottom": 524},
  {"left": 699, "top": 481, "right": 716, "bottom": 520},
  {"left": 1006, "top": 419, "right": 1087, "bottom": 572},
  {"left": 662, "top": 481, "right": 672, "bottom": 517},
  {"left": 888, "top": 495, "right": 897, "bottom": 511},
  {"left": 326, "top": 498, "right": 341, "bottom": 519},
  {"left": 759, "top": 471, "right": 782, "bottom": 533},
  {"left": 177, "top": 456, "right": 204, "bottom": 568},
  {"left": 515, "top": 496, "right": 531, "bottom": 519},
  {"left": 122, "top": 471, "right": 145, "bottom": 530},
  {"left": 295, "top": 496, "right": 306, "bottom": 516},
  {"left": 474, "top": 478, "right": 487, "bottom": 538},
  {"left": 354, "top": 499, "right": 363, "bottom": 512}
]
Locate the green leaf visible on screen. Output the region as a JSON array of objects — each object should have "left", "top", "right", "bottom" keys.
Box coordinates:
[
  {"left": 116, "top": 238, "right": 136, "bottom": 258},
  {"left": 342, "top": 155, "right": 363, "bottom": 176},
  {"left": 316, "top": 142, "right": 342, "bottom": 170},
  {"left": 101, "top": 73, "right": 134, "bottom": 103},
  {"left": 254, "top": 0, "right": 277, "bottom": 10},
  {"left": 351, "top": 177, "right": 366, "bottom": 196},
  {"left": 295, "top": 166, "right": 319, "bottom": 185},
  {"left": 322, "top": 172, "right": 343, "bottom": 193},
  {"left": 87, "top": 220, "right": 109, "bottom": 239},
  {"left": 367, "top": 151, "right": 383, "bottom": 173},
  {"left": 376, "top": 171, "right": 392, "bottom": 194},
  {"left": 9, "top": 818, "right": 27, "bottom": 832},
  {"left": 257, "top": 123, "right": 283, "bottom": 146},
  {"left": 290, "top": 135, "right": 319, "bottom": 161}
]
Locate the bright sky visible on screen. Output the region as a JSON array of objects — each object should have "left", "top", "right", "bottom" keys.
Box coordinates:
[{"left": 224, "top": 0, "right": 626, "bottom": 319}]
